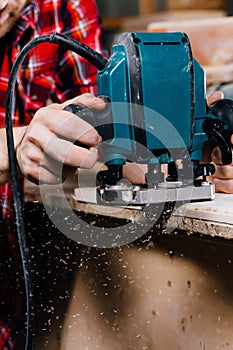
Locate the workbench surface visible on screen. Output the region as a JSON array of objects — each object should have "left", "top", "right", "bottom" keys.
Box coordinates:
[
  {"left": 168, "top": 193, "right": 233, "bottom": 239},
  {"left": 24, "top": 181, "right": 233, "bottom": 349},
  {"left": 25, "top": 180, "right": 233, "bottom": 240}
]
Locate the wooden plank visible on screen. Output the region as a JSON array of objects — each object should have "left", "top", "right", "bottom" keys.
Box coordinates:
[
  {"left": 72, "top": 188, "right": 233, "bottom": 239},
  {"left": 205, "top": 64, "right": 233, "bottom": 85},
  {"left": 138, "top": 0, "right": 158, "bottom": 14},
  {"left": 25, "top": 179, "right": 233, "bottom": 240},
  {"left": 168, "top": 193, "right": 233, "bottom": 239},
  {"left": 102, "top": 9, "right": 225, "bottom": 32},
  {"left": 166, "top": 0, "right": 224, "bottom": 10},
  {"left": 148, "top": 16, "right": 233, "bottom": 66}
]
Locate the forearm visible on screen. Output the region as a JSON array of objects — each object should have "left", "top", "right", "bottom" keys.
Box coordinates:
[
  {"left": 0, "top": 126, "right": 27, "bottom": 184},
  {"left": 0, "top": 94, "right": 104, "bottom": 185}
]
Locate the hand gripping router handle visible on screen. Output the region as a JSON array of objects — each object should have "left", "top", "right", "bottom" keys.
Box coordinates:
[
  {"left": 64, "top": 99, "right": 233, "bottom": 166},
  {"left": 203, "top": 98, "right": 233, "bottom": 165},
  {"left": 64, "top": 103, "right": 96, "bottom": 149},
  {"left": 63, "top": 100, "right": 113, "bottom": 147}
]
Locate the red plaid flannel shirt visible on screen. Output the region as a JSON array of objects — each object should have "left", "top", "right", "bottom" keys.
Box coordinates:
[
  {"left": 0, "top": 0, "right": 102, "bottom": 217},
  {"left": 0, "top": 0, "right": 102, "bottom": 348}
]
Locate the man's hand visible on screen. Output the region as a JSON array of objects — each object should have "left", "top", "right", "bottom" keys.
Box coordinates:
[
  {"left": 208, "top": 145, "right": 233, "bottom": 193},
  {"left": 206, "top": 90, "right": 224, "bottom": 106},
  {"left": 16, "top": 93, "right": 105, "bottom": 184}
]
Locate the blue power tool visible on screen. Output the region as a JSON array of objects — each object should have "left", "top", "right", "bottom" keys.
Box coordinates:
[{"left": 65, "top": 32, "right": 233, "bottom": 205}]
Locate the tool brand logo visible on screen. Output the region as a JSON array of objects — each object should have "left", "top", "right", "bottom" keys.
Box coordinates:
[{"left": 39, "top": 102, "right": 193, "bottom": 248}]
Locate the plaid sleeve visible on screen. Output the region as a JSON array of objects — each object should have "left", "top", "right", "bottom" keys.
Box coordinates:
[
  {"left": 53, "top": 0, "right": 103, "bottom": 100},
  {"left": 21, "top": 0, "right": 104, "bottom": 119}
]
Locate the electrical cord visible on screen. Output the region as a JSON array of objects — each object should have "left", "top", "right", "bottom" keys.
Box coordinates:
[{"left": 5, "top": 31, "right": 107, "bottom": 350}]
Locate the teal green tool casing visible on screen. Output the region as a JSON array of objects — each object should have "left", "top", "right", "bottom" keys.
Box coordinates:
[{"left": 97, "top": 32, "right": 214, "bottom": 165}]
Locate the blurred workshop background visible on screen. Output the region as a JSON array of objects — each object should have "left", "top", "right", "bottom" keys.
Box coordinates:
[{"left": 96, "top": 0, "right": 233, "bottom": 97}]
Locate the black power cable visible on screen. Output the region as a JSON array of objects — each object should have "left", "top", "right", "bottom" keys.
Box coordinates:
[{"left": 5, "top": 31, "right": 107, "bottom": 350}]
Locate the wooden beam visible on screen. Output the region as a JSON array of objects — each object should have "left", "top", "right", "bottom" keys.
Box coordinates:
[
  {"left": 166, "top": 0, "right": 223, "bottom": 10},
  {"left": 139, "top": 0, "right": 158, "bottom": 14}
]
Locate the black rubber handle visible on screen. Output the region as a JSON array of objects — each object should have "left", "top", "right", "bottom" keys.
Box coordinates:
[
  {"left": 63, "top": 102, "right": 114, "bottom": 143},
  {"left": 207, "top": 98, "right": 233, "bottom": 141},
  {"left": 63, "top": 103, "right": 95, "bottom": 149},
  {"left": 204, "top": 98, "right": 233, "bottom": 164}
]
